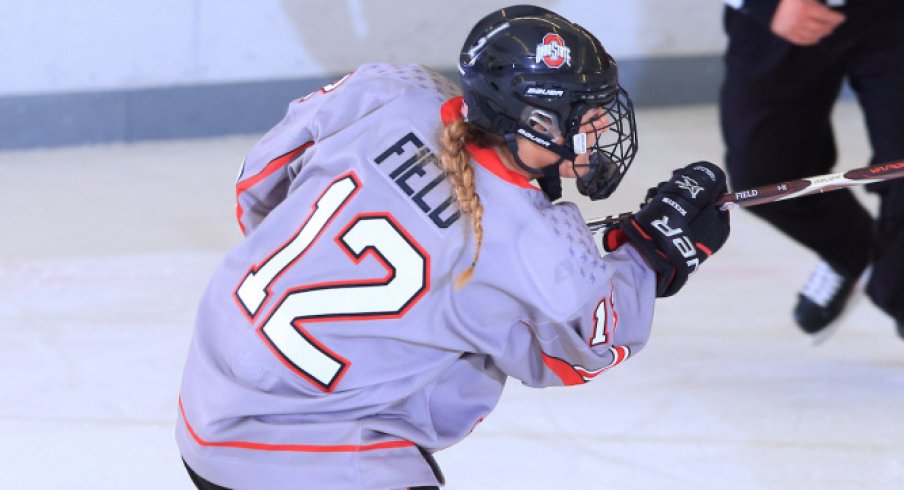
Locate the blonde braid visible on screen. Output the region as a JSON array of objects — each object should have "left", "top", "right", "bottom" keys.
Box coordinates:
[{"left": 440, "top": 120, "right": 487, "bottom": 289}]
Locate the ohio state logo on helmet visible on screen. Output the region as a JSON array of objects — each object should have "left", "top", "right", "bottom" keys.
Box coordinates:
[{"left": 536, "top": 33, "right": 571, "bottom": 69}]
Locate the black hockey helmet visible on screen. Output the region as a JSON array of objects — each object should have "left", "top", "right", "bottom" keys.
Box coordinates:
[{"left": 458, "top": 5, "right": 637, "bottom": 200}]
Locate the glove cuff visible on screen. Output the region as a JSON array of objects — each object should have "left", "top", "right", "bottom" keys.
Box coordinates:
[
  {"left": 601, "top": 227, "right": 630, "bottom": 252},
  {"left": 620, "top": 217, "right": 685, "bottom": 298}
]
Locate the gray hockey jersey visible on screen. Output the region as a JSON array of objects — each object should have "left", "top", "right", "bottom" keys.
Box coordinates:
[{"left": 177, "top": 63, "right": 656, "bottom": 490}]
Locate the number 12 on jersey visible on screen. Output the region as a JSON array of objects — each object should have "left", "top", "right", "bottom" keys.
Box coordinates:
[{"left": 234, "top": 173, "right": 429, "bottom": 391}]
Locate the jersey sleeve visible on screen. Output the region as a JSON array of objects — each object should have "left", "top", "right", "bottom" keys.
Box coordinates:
[
  {"left": 234, "top": 64, "right": 456, "bottom": 236},
  {"left": 234, "top": 72, "right": 362, "bottom": 235},
  {"left": 497, "top": 244, "right": 655, "bottom": 388},
  {"left": 234, "top": 94, "right": 326, "bottom": 235},
  {"left": 459, "top": 200, "right": 657, "bottom": 388}
]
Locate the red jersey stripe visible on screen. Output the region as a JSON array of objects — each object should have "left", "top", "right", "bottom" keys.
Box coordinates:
[
  {"left": 235, "top": 141, "right": 314, "bottom": 234},
  {"left": 540, "top": 352, "right": 585, "bottom": 386},
  {"left": 179, "top": 398, "right": 414, "bottom": 453}
]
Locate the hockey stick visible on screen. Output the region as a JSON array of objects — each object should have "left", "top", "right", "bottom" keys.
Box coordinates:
[{"left": 585, "top": 159, "right": 904, "bottom": 232}]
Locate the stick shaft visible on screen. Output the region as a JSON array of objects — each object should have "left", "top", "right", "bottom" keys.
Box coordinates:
[{"left": 586, "top": 159, "right": 904, "bottom": 232}]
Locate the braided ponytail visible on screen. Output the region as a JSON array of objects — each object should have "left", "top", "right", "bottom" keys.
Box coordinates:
[{"left": 440, "top": 120, "right": 494, "bottom": 289}]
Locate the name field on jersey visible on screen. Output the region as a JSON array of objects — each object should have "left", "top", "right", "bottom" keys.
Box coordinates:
[{"left": 371, "top": 131, "right": 461, "bottom": 232}]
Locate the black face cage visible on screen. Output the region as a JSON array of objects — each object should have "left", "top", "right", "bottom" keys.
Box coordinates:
[{"left": 569, "top": 86, "right": 638, "bottom": 200}]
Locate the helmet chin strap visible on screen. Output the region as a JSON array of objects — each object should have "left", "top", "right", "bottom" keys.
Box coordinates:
[
  {"left": 503, "top": 133, "right": 555, "bottom": 176},
  {"left": 537, "top": 165, "right": 563, "bottom": 201},
  {"left": 503, "top": 132, "right": 565, "bottom": 201}
]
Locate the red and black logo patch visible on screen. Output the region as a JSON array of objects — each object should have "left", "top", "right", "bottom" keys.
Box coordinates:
[{"left": 535, "top": 33, "right": 571, "bottom": 69}]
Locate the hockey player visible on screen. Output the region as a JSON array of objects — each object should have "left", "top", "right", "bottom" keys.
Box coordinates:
[{"left": 176, "top": 5, "right": 731, "bottom": 489}]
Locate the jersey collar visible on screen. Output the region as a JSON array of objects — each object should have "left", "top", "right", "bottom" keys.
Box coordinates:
[{"left": 440, "top": 97, "right": 540, "bottom": 191}]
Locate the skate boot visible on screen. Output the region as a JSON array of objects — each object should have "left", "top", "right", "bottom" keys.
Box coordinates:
[{"left": 794, "top": 261, "right": 859, "bottom": 344}]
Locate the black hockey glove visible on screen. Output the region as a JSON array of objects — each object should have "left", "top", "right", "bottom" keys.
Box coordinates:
[{"left": 604, "top": 161, "right": 731, "bottom": 297}]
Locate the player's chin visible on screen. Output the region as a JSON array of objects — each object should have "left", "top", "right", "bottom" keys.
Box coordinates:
[
  {"left": 559, "top": 159, "right": 588, "bottom": 179},
  {"left": 558, "top": 165, "right": 577, "bottom": 179}
]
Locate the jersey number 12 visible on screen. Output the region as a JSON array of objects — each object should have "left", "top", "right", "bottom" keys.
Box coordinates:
[{"left": 234, "top": 173, "right": 428, "bottom": 391}]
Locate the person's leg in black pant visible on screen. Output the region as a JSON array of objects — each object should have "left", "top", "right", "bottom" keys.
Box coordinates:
[
  {"left": 845, "top": 3, "right": 904, "bottom": 334},
  {"left": 720, "top": 7, "right": 874, "bottom": 336},
  {"left": 183, "top": 461, "right": 231, "bottom": 490}
]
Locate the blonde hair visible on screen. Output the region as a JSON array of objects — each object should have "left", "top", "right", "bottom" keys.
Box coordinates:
[{"left": 439, "top": 120, "right": 500, "bottom": 289}]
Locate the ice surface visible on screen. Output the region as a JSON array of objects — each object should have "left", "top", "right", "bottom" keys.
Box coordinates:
[{"left": 1, "top": 102, "right": 901, "bottom": 489}]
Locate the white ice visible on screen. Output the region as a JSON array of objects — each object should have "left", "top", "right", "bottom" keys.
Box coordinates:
[{"left": 1, "top": 101, "right": 902, "bottom": 489}]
